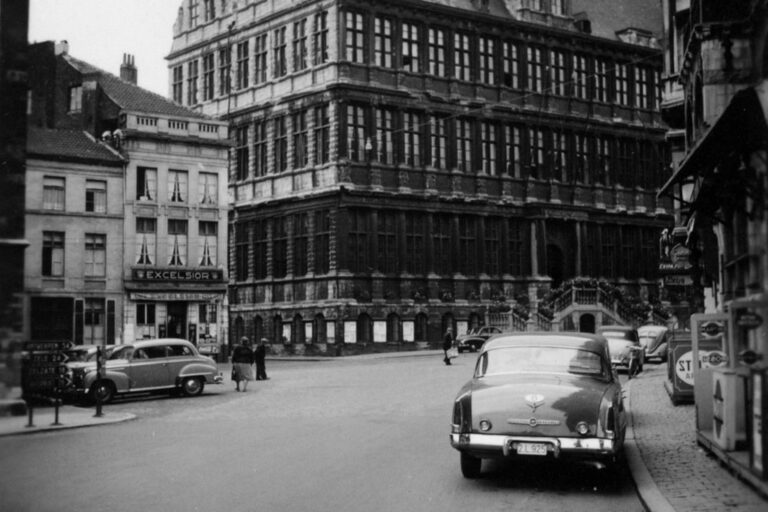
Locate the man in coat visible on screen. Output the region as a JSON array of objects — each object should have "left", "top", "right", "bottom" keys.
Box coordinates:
[{"left": 255, "top": 338, "right": 269, "bottom": 380}]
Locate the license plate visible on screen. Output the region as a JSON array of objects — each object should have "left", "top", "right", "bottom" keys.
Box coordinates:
[{"left": 516, "top": 442, "right": 548, "bottom": 456}]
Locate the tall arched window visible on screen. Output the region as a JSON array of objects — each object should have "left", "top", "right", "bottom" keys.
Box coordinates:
[
  {"left": 253, "top": 315, "right": 264, "bottom": 343},
  {"left": 441, "top": 312, "right": 455, "bottom": 336},
  {"left": 314, "top": 313, "right": 327, "bottom": 343},
  {"left": 233, "top": 316, "right": 244, "bottom": 343},
  {"left": 293, "top": 314, "right": 305, "bottom": 344},
  {"left": 386, "top": 313, "right": 400, "bottom": 342},
  {"left": 415, "top": 313, "right": 428, "bottom": 341},
  {"left": 272, "top": 314, "right": 283, "bottom": 343},
  {"left": 357, "top": 313, "right": 372, "bottom": 343}
]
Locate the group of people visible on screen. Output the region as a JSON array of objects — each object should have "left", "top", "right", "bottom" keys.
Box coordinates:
[{"left": 230, "top": 337, "right": 269, "bottom": 392}]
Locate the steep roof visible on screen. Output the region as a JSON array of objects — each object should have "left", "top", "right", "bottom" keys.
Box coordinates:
[
  {"left": 63, "top": 54, "right": 210, "bottom": 120},
  {"left": 570, "top": 0, "right": 663, "bottom": 40},
  {"left": 27, "top": 127, "right": 123, "bottom": 165}
]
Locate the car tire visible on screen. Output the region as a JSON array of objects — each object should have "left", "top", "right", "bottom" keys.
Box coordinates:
[
  {"left": 460, "top": 452, "right": 482, "bottom": 479},
  {"left": 90, "top": 380, "right": 115, "bottom": 404},
  {"left": 180, "top": 377, "right": 205, "bottom": 397}
]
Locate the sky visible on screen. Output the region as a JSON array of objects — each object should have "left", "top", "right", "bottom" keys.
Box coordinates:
[{"left": 29, "top": 0, "right": 182, "bottom": 97}]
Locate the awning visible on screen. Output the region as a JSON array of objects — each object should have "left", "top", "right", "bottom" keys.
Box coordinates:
[{"left": 658, "top": 83, "right": 768, "bottom": 197}]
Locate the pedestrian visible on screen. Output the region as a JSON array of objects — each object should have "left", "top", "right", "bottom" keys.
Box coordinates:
[
  {"left": 255, "top": 338, "right": 269, "bottom": 380},
  {"left": 231, "top": 336, "right": 254, "bottom": 391},
  {"left": 443, "top": 327, "right": 454, "bottom": 366}
]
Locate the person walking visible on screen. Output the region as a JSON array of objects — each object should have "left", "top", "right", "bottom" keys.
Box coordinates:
[
  {"left": 255, "top": 338, "right": 269, "bottom": 380},
  {"left": 231, "top": 336, "right": 254, "bottom": 391},
  {"left": 443, "top": 327, "right": 455, "bottom": 366}
]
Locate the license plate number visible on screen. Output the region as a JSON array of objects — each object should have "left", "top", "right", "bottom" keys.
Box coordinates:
[{"left": 516, "top": 443, "right": 548, "bottom": 456}]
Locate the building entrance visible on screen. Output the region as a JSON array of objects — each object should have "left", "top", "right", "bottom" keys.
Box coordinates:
[{"left": 167, "top": 302, "right": 187, "bottom": 339}]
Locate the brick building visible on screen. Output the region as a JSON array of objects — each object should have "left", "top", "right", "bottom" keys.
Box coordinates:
[
  {"left": 27, "top": 42, "right": 230, "bottom": 347},
  {"left": 168, "top": 0, "right": 673, "bottom": 353}
]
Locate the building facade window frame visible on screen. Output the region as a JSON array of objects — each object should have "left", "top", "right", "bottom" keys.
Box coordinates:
[
  {"left": 85, "top": 179, "right": 107, "bottom": 213},
  {"left": 253, "top": 119, "right": 268, "bottom": 176},
  {"left": 172, "top": 65, "right": 183, "bottom": 103},
  {"left": 84, "top": 233, "right": 106, "bottom": 277},
  {"left": 314, "top": 210, "right": 330, "bottom": 274},
  {"left": 479, "top": 36, "right": 496, "bottom": 85},
  {"left": 167, "top": 219, "right": 188, "bottom": 266},
  {"left": 235, "top": 222, "right": 249, "bottom": 281},
  {"left": 314, "top": 104, "right": 330, "bottom": 164},
  {"left": 202, "top": 53, "right": 215, "bottom": 101},
  {"left": 274, "top": 116, "right": 288, "bottom": 172},
  {"left": 428, "top": 27, "right": 447, "bottom": 77},
  {"left": 344, "top": 11, "right": 366, "bottom": 63},
  {"left": 135, "top": 217, "right": 156, "bottom": 265},
  {"left": 198, "top": 220, "right": 217, "bottom": 266},
  {"left": 402, "top": 111, "right": 422, "bottom": 167},
  {"left": 186, "top": 59, "right": 199, "bottom": 105},
  {"left": 293, "top": 19, "right": 308, "bottom": 72},
  {"left": 374, "top": 15, "right": 394, "bottom": 68},
  {"left": 401, "top": 21, "right": 420, "bottom": 73},
  {"left": 254, "top": 33, "right": 268, "bottom": 84},
  {"left": 218, "top": 46, "right": 231, "bottom": 96},
  {"left": 313, "top": 11, "right": 329, "bottom": 65},
  {"left": 136, "top": 167, "right": 157, "bottom": 201},
  {"left": 454, "top": 32, "right": 471, "bottom": 81},
  {"left": 293, "top": 109, "right": 309, "bottom": 169},
  {"left": 42, "top": 231, "right": 65, "bottom": 277},
  {"left": 235, "top": 125, "right": 249, "bottom": 181},
  {"left": 236, "top": 40, "right": 249, "bottom": 89},
  {"left": 43, "top": 176, "right": 65, "bottom": 211},
  {"left": 168, "top": 169, "right": 188, "bottom": 203}
]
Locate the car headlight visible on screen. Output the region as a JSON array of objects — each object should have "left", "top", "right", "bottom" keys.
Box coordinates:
[{"left": 576, "top": 421, "right": 590, "bottom": 436}]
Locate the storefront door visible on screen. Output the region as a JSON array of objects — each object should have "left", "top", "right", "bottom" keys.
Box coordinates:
[{"left": 166, "top": 302, "right": 186, "bottom": 339}]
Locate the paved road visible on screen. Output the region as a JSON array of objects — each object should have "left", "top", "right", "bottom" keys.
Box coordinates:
[{"left": 0, "top": 354, "right": 644, "bottom": 512}]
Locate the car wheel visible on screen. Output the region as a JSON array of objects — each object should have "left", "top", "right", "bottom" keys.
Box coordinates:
[
  {"left": 180, "top": 377, "right": 205, "bottom": 397},
  {"left": 460, "top": 452, "right": 482, "bottom": 479},
  {"left": 90, "top": 380, "right": 115, "bottom": 404}
]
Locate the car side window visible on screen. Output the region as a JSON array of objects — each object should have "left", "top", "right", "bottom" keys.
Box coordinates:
[
  {"left": 144, "top": 346, "right": 168, "bottom": 358},
  {"left": 133, "top": 349, "right": 149, "bottom": 360},
  {"left": 168, "top": 345, "right": 193, "bottom": 357}
]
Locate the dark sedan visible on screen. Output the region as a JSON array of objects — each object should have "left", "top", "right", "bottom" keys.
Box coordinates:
[{"left": 450, "top": 332, "right": 627, "bottom": 478}]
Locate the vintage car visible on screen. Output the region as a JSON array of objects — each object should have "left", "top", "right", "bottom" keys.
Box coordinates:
[
  {"left": 69, "top": 338, "right": 223, "bottom": 403},
  {"left": 450, "top": 333, "right": 627, "bottom": 478},
  {"left": 637, "top": 325, "right": 670, "bottom": 363},
  {"left": 456, "top": 326, "right": 502, "bottom": 353},
  {"left": 596, "top": 325, "right": 644, "bottom": 376}
]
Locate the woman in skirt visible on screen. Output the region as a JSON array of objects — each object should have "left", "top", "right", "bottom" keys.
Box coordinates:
[{"left": 231, "top": 337, "right": 255, "bottom": 391}]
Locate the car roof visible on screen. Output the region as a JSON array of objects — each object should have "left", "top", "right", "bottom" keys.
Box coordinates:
[
  {"left": 482, "top": 332, "right": 608, "bottom": 354},
  {"left": 597, "top": 325, "right": 636, "bottom": 332},
  {"left": 127, "top": 338, "right": 194, "bottom": 348},
  {"left": 638, "top": 325, "right": 668, "bottom": 334}
]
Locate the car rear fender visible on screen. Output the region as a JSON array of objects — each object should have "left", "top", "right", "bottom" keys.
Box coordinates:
[{"left": 178, "top": 363, "right": 218, "bottom": 382}]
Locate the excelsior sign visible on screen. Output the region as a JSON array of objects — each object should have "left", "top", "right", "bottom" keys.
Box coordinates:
[{"left": 132, "top": 268, "right": 224, "bottom": 282}]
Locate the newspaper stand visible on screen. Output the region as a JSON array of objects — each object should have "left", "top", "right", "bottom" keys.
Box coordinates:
[{"left": 21, "top": 340, "right": 72, "bottom": 427}]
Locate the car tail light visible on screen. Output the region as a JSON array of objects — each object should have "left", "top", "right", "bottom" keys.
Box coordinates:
[{"left": 605, "top": 405, "right": 616, "bottom": 437}]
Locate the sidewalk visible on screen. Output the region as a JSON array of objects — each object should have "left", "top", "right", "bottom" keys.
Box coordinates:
[
  {"left": 627, "top": 364, "right": 768, "bottom": 512},
  {"left": 0, "top": 403, "right": 135, "bottom": 436}
]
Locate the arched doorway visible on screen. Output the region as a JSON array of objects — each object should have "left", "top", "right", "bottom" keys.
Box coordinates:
[
  {"left": 272, "top": 314, "right": 283, "bottom": 343},
  {"left": 293, "top": 314, "right": 305, "bottom": 344},
  {"left": 253, "top": 315, "right": 264, "bottom": 343},
  {"left": 357, "top": 313, "right": 372, "bottom": 343},
  {"left": 313, "top": 313, "right": 326, "bottom": 343},
  {"left": 386, "top": 313, "right": 400, "bottom": 342},
  {"left": 414, "top": 313, "right": 428, "bottom": 342},
  {"left": 580, "top": 313, "right": 595, "bottom": 333},
  {"left": 546, "top": 243, "right": 565, "bottom": 289},
  {"left": 233, "top": 316, "right": 244, "bottom": 344}
]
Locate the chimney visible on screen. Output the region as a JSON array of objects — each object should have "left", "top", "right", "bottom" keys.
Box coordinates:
[
  {"left": 120, "top": 53, "right": 137, "bottom": 84},
  {"left": 54, "top": 40, "right": 69, "bottom": 55}
]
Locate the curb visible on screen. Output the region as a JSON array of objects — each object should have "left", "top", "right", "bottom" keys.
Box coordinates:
[
  {"left": 0, "top": 410, "right": 137, "bottom": 438},
  {"left": 624, "top": 375, "right": 677, "bottom": 512}
]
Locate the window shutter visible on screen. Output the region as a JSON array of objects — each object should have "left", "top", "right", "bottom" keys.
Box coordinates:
[
  {"left": 74, "top": 299, "right": 84, "bottom": 344},
  {"left": 107, "top": 300, "right": 115, "bottom": 344}
]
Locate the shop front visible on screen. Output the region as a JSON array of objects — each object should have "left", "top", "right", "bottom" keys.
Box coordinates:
[{"left": 124, "top": 267, "right": 227, "bottom": 349}]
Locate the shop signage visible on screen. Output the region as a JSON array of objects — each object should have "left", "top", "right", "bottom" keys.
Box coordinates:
[
  {"left": 130, "top": 292, "right": 221, "bottom": 302},
  {"left": 658, "top": 262, "right": 692, "bottom": 274},
  {"left": 736, "top": 311, "right": 763, "bottom": 330},
  {"left": 664, "top": 275, "right": 693, "bottom": 286},
  {"left": 132, "top": 268, "right": 224, "bottom": 283},
  {"left": 701, "top": 321, "right": 724, "bottom": 337}
]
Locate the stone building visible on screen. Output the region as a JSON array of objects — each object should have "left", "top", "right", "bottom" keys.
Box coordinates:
[
  {"left": 659, "top": 0, "right": 768, "bottom": 489},
  {"left": 24, "top": 128, "right": 124, "bottom": 344},
  {"left": 27, "top": 42, "right": 230, "bottom": 347},
  {"left": 168, "top": 0, "right": 673, "bottom": 353}
]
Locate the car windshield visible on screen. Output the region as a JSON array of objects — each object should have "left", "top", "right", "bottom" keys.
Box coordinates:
[
  {"left": 479, "top": 347, "right": 606, "bottom": 378},
  {"left": 109, "top": 346, "right": 134, "bottom": 360}
]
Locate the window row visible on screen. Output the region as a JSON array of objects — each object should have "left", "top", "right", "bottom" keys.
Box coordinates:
[
  {"left": 344, "top": 10, "right": 660, "bottom": 108},
  {"left": 43, "top": 177, "right": 108, "bottom": 213},
  {"left": 234, "top": 104, "right": 330, "bottom": 180},
  {"left": 136, "top": 167, "right": 218, "bottom": 205},
  {"left": 42, "top": 232, "right": 107, "bottom": 278},
  {"left": 342, "top": 105, "right": 665, "bottom": 188},
  {"left": 173, "top": 10, "right": 329, "bottom": 104},
  {"left": 135, "top": 218, "right": 219, "bottom": 267}
]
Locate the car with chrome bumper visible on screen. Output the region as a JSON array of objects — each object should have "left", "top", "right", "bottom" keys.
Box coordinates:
[
  {"left": 597, "top": 325, "right": 644, "bottom": 376},
  {"left": 450, "top": 332, "right": 627, "bottom": 478},
  {"left": 68, "top": 338, "right": 223, "bottom": 403},
  {"left": 456, "top": 326, "right": 502, "bottom": 353},
  {"left": 637, "top": 325, "right": 669, "bottom": 363}
]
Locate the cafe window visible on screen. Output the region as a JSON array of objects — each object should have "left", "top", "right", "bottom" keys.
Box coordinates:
[
  {"left": 168, "top": 219, "right": 188, "bottom": 266},
  {"left": 199, "top": 221, "right": 217, "bottom": 267},
  {"left": 136, "top": 217, "right": 156, "bottom": 265}
]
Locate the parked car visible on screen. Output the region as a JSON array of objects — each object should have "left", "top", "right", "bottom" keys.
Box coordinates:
[
  {"left": 456, "top": 326, "right": 502, "bottom": 353},
  {"left": 450, "top": 332, "right": 627, "bottom": 478},
  {"left": 637, "top": 325, "right": 670, "bottom": 363},
  {"left": 69, "top": 338, "right": 223, "bottom": 403},
  {"left": 597, "top": 325, "right": 644, "bottom": 376}
]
